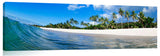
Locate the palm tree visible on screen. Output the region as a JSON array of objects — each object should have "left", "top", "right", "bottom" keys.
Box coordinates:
[
  {"left": 131, "top": 11, "right": 138, "bottom": 28},
  {"left": 69, "top": 18, "right": 79, "bottom": 26},
  {"left": 98, "top": 17, "right": 105, "bottom": 24},
  {"left": 89, "top": 15, "right": 99, "bottom": 25},
  {"left": 118, "top": 8, "right": 124, "bottom": 28},
  {"left": 138, "top": 11, "right": 145, "bottom": 27},
  {"left": 63, "top": 22, "right": 68, "bottom": 28},
  {"left": 81, "top": 21, "right": 89, "bottom": 27},
  {"left": 109, "top": 20, "right": 115, "bottom": 29},
  {"left": 139, "top": 12, "right": 145, "bottom": 18},
  {"left": 81, "top": 21, "right": 84, "bottom": 25},
  {"left": 59, "top": 22, "right": 63, "bottom": 28},
  {"left": 73, "top": 20, "right": 78, "bottom": 24},
  {"left": 98, "top": 17, "right": 109, "bottom": 28},
  {"left": 66, "top": 20, "right": 71, "bottom": 28},
  {"left": 112, "top": 13, "right": 117, "bottom": 28},
  {"left": 104, "top": 17, "right": 109, "bottom": 28},
  {"left": 125, "top": 11, "right": 130, "bottom": 28},
  {"left": 138, "top": 11, "right": 150, "bottom": 28},
  {"left": 48, "top": 23, "right": 54, "bottom": 28},
  {"left": 70, "top": 18, "right": 74, "bottom": 23},
  {"left": 138, "top": 11, "right": 145, "bottom": 22}
]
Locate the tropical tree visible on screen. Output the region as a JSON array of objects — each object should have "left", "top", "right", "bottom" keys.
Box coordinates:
[
  {"left": 138, "top": 11, "right": 145, "bottom": 27},
  {"left": 66, "top": 20, "right": 71, "bottom": 28},
  {"left": 89, "top": 15, "right": 99, "bottom": 25},
  {"left": 63, "top": 22, "right": 68, "bottom": 28},
  {"left": 81, "top": 21, "right": 84, "bottom": 25},
  {"left": 112, "top": 13, "right": 117, "bottom": 28},
  {"left": 138, "top": 12, "right": 154, "bottom": 28},
  {"left": 81, "top": 21, "right": 89, "bottom": 27},
  {"left": 108, "top": 20, "right": 115, "bottom": 29},
  {"left": 70, "top": 18, "right": 79, "bottom": 25},
  {"left": 131, "top": 11, "right": 138, "bottom": 28},
  {"left": 104, "top": 17, "right": 109, "bottom": 28},
  {"left": 59, "top": 23, "right": 63, "bottom": 28},
  {"left": 98, "top": 17, "right": 109, "bottom": 28},
  {"left": 145, "top": 17, "right": 154, "bottom": 28},
  {"left": 125, "top": 11, "right": 130, "bottom": 28},
  {"left": 46, "top": 23, "right": 54, "bottom": 28},
  {"left": 70, "top": 18, "right": 74, "bottom": 23},
  {"left": 68, "top": 18, "right": 79, "bottom": 28},
  {"left": 118, "top": 8, "right": 124, "bottom": 28}
]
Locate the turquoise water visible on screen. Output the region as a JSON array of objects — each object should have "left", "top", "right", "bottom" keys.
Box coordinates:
[{"left": 3, "top": 17, "right": 157, "bottom": 51}]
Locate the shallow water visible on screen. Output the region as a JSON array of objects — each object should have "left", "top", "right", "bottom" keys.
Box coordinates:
[{"left": 3, "top": 17, "right": 157, "bottom": 51}]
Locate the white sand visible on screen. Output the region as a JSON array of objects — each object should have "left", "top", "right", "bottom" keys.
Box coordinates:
[{"left": 40, "top": 27, "right": 157, "bottom": 36}]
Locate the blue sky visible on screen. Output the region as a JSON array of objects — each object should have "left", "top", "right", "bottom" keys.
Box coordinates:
[{"left": 4, "top": 2, "right": 157, "bottom": 27}]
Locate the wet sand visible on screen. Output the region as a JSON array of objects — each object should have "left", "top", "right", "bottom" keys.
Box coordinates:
[
  {"left": 41, "top": 27, "right": 157, "bottom": 48},
  {"left": 81, "top": 33, "right": 157, "bottom": 48}
]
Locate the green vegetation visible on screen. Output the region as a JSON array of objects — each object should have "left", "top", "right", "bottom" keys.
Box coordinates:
[
  {"left": 33, "top": 18, "right": 80, "bottom": 29},
  {"left": 32, "top": 8, "right": 157, "bottom": 29}
]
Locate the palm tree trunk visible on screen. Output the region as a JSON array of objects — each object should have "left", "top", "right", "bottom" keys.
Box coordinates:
[
  {"left": 116, "top": 23, "right": 117, "bottom": 29},
  {"left": 128, "top": 20, "right": 129, "bottom": 28},
  {"left": 134, "top": 20, "right": 135, "bottom": 28},
  {"left": 107, "top": 24, "right": 109, "bottom": 29},
  {"left": 121, "top": 18, "right": 123, "bottom": 29}
]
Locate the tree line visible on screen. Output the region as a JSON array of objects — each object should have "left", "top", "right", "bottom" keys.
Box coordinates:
[{"left": 32, "top": 8, "right": 157, "bottom": 29}]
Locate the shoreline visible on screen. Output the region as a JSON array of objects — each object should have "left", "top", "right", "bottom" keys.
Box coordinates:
[{"left": 40, "top": 27, "right": 157, "bottom": 37}]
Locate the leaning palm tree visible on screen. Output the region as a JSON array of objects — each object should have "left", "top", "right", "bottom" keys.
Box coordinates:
[
  {"left": 112, "top": 13, "right": 117, "bottom": 28},
  {"left": 49, "top": 23, "right": 54, "bottom": 28},
  {"left": 98, "top": 17, "right": 105, "bottom": 24},
  {"left": 69, "top": 18, "right": 79, "bottom": 26},
  {"left": 118, "top": 8, "right": 124, "bottom": 28},
  {"left": 138, "top": 11, "right": 145, "bottom": 22},
  {"left": 81, "top": 21, "right": 89, "bottom": 27},
  {"left": 138, "top": 11, "right": 145, "bottom": 28},
  {"left": 70, "top": 18, "right": 74, "bottom": 24},
  {"left": 73, "top": 20, "right": 78, "bottom": 24},
  {"left": 98, "top": 17, "right": 109, "bottom": 28},
  {"left": 104, "top": 17, "right": 109, "bottom": 28},
  {"left": 109, "top": 20, "right": 115, "bottom": 29},
  {"left": 89, "top": 15, "right": 99, "bottom": 25},
  {"left": 59, "top": 22, "right": 64, "bottom": 28},
  {"left": 125, "top": 11, "right": 130, "bottom": 28},
  {"left": 66, "top": 20, "right": 71, "bottom": 28},
  {"left": 131, "top": 11, "right": 138, "bottom": 28},
  {"left": 81, "top": 21, "right": 84, "bottom": 25}
]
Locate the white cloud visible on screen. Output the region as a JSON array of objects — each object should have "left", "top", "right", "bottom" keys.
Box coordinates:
[
  {"left": 142, "top": 7, "right": 156, "bottom": 13},
  {"left": 67, "top": 4, "right": 86, "bottom": 10},
  {"left": 83, "top": 21, "right": 88, "bottom": 23},
  {"left": 100, "top": 13, "right": 111, "bottom": 18},
  {"left": 142, "top": 8, "right": 147, "bottom": 12},
  {"left": 100, "top": 13, "right": 121, "bottom": 20},
  {"left": 104, "top": 5, "right": 113, "bottom": 10},
  {"left": 99, "top": 13, "right": 122, "bottom": 23},
  {"left": 93, "top": 5, "right": 102, "bottom": 10},
  {"left": 116, "top": 14, "right": 122, "bottom": 19},
  {"left": 93, "top": 5, "right": 114, "bottom": 10},
  {"left": 89, "top": 21, "right": 99, "bottom": 25}
]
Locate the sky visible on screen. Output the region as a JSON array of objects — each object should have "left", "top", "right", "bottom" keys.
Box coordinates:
[{"left": 4, "top": 2, "right": 157, "bottom": 27}]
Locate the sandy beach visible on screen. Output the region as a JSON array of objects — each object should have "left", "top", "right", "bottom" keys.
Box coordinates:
[{"left": 40, "top": 27, "right": 157, "bottom": 37}]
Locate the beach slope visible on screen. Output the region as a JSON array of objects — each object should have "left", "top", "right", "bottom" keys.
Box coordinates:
[{"left": 40, "top": 27, "right": 157, "bottom": 37}]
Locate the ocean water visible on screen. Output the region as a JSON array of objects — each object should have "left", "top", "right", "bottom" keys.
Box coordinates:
[{"left": 3, "top": 17, "right": 157, "bottom": 51}]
